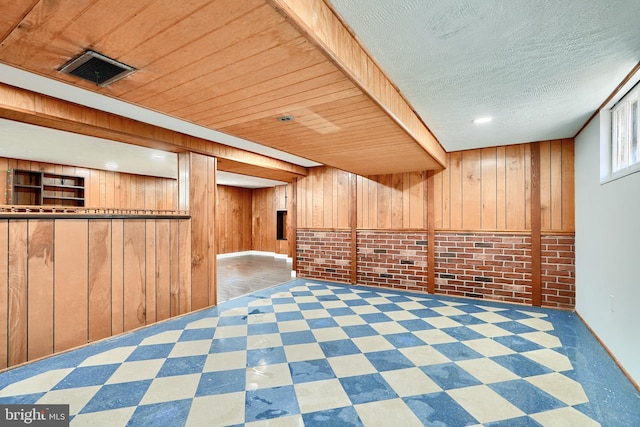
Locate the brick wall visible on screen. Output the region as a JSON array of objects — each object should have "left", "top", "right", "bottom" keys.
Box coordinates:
[
  {"left": 296, "top": 229, "right": 575, "bottom": 309},
  {"left": 434, "top": 233, "right": 533, "bottom": 305},
  {"left": 296, "top": 230, "right": 351, "bottom": 283},
  {"left": 541, "top": 235, "right": 575, "bottom": 309},
  {"left": 357, "top": 231, "right": 428, "bottom": 292}
]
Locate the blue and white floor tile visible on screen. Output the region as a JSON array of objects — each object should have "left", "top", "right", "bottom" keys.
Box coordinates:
[{"left": 0, "top": 279, "right": 639, "bottom": 426}]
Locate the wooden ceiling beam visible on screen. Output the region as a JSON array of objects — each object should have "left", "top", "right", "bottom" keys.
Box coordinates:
[
  {"left": 0, "top": 83, "right": 307, "bottom": 182},
  {"left": 267, "top": 0, "right": 447, "bottom": 168}
]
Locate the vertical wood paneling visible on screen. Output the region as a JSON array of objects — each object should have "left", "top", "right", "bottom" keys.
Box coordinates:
[
  {"left": 111, "top": 219, "right": 124, "bottom": 334},
  {"left": 539, "top": 141, "right": 551, "bottom": 230},
  {"left": 145, "top": 220, "right": 157, "bottom": 324},
  {"left": 461, "top": 150, "right": 481, "bottom": 229},
  {"left": 449, "top": 152, "right": 463, "bottom": 229},
  {"left": 296, "top": 141, "right": 573, "bottom": 233},
  {"left": 178, "top": 219, "right": 191, "bottom": 314},
  {"left": 189, "top": 153, "right": 209, "bottom": 310},
  {"left": 88, "top": 219, "right": 112, "bottom": 342},
  {"left": 8, "top": 220, "right": 27, "bottom": 365},
  {"left": 481, "top": 148, "right": 497, "bottom": 229},
  {"left": 323, "top": 167, "right": 333, "bottom": 227},
  {"left": 54, "top": 220, "right": 88, "bottom": 353},
  {"left": 550, "top": 140, "right": 563, "bottom": 229},
  {"left": 156, "top": 219, "right": 171, "bottom": 321},
  {"left": 27, "top": 220, "right": 54, "bottom": 360},
  {"left": 2, "top": 157, "right": 177, "bottom": 210},
  {"left": 337, "top": 170, "right": 350, "bottom": 228},
  {"left": 496, "top": 147, "right": 507, "bottom": 229},
  {"left": 505, "top": 145, "right": 526, "bottom": 230},
  {"left": 123, "top": 220, "right": 146, "bottom": 331},
  {"left": 561, "top": 139, "right": 575, "bottom": 231},
  {"left": 170, "top": 219, "right": 180, "bottom": 317},
  {"left": 391, "top": 173, "right": 403, "bottom": 229},
  {"left": 0, "top": 220, "right": 7, "bottom": 368},
  {"left": 208, "top": 156, "right": 216, "bottom": 306}
]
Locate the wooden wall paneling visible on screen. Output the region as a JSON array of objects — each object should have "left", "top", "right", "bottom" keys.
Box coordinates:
[
  {"left": 155, "top": 219, "right": 171, "bottom": 321},
  {"left": 178, "top": 152, "right": 190, "bottom": 211},
  {"left": 505, "top": 145, "right": 526, "bottom": 230},
  {"left": 189, "top": 153, "right": 209, "bottom": 310},
  {"left": 337, "top": 169, "right": 350, "bottom": 228},
  {"left": 432, "top": 167, "right": 443, "bottom": 229},
  {"left": 496, "top": 147, "right": 507, "bottom": 230},
  {"left": 118, "top": 173, "right": 130, "bottom": 209},
  {"left": 99, "top": 170, "right": 107, "bottom": 208},
  {"left": 145, "top": 220, "right": 157, "bottom": 323},
  {"left": 7, "top": 220, "right": 27, "bottom": 365},
  {"left": 561, "top": 139, "right": 575, "bottom": 231},
  {"left": 530, "top": 142, "right": 542, "bottom": 306},
  {"left": 291, "top": 179, "right": 298, "bottom": 268},
  {"left": 427, "top": 171, "right": 435, "bottom": 293},
  {"left": 305, "top": 170, "right": 313, "bottom": 228},
  {"left": 170, "top": 219, "right": 180, "bottom": 317},
  {"left": 550, "top": 140, "right": 563, "bottom": 230},
  {"left": 106, "top": 171, "right": 115, "bottom": 208},
  {"left": 449, "top": 152, "right": 463, "bottom": 229},
  {"left": 376, "top": 175, "right": 392, "bottom": 229},
  {"left": 461, "top": 150, "right": 482, "bottom": 229},
  {"left": 356, "top": 175, "right": 364, "bottom": 228},
  {"left": 524, "top": 143, "right": 532, "bottom": 230},
  {"left": 135, "top": 176, "right": 146, "bottom": 209},
  {"left": 155, "top": 219, "right": 171, "bottom": 322},
  {"left": 27, "top": 220, "right": 54, "bottom": 360},
  {"left": 391, "top": 173, "right": 403, "bottom": 229},
  {"left": 89, "top": 169, "right": 100, "bottom": 208},
  {"left": 365, "top": 176, "right": 377, "bottom": 228},
  {"left": 481, "top": 148, "right": 498, "bottom": 230},
  {"left": 111, "top": 219, "right": 124, "bottom": 334},
  {"left": 323, "top": 167, "right": 333, "bottom": 227},
  {"left": 178, "top": 218, "right": 192, "bottom": 314},
  {"left": 0, "top": 220, "right": 7, "bottom": 368},
  {"left": 350, "top": 172, "right": 357, "bottom": 283},
  {"left": 207, "top": 156, "right": 216, "bottom": 307},
  {"left": 402, "top": 173, "right": 411, "bottom": 228},
  {"left": 54, "top": 219, "right": 89, "bottom": 353},
  {"left": 539, "top": 141, "right": 551, "bottom": 230},
  {"left": 0, "top": 159, "right": 8, "bottom": 203},
  {"left": 311, "top": 167, "right": 323, "bottom": 228},
  {"left": 155, "top": 178, "right": 165, "bottom": 211},
  {"left": 123, "top": 219, "right": 146, "bottom": 331},
  {"left": 144, "top": 177, "right": 156, "bottom": 210},
  {"left": 88, "top": 219, "right": 112, "bottom": 342}
]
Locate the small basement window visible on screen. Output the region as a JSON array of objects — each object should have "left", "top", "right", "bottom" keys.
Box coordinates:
[
  {"left": 601, "top": 68, "right": 640, "bottom": 183},
  {"left": 277, "top": 210, "right": 287, "bottom": 240}
]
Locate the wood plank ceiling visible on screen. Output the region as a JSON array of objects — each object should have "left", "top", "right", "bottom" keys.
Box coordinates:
[{"left": 0, "top": 0, "right": 445, "bottom": 178}]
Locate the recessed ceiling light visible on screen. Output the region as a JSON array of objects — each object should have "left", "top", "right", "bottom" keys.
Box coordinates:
[
  {"left": 105, "top": 162, "right": 118, "bottom": 170},
  {"left": 473, "top": 116, "right": 493, "bottom": 124}
]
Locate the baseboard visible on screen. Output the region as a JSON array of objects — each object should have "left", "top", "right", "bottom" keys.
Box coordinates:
[
  {"left": 217, "top": 250, "right": 292, "bottom": 263},
  {"left": 575, "top": 310, "right": 640, "bottom": 393}
]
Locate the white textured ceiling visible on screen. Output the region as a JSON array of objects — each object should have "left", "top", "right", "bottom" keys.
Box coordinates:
[{"left": 328, "top": 0, "right": 640, "bottom": 151}]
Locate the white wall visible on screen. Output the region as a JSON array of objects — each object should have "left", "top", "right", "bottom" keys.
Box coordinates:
[{"left": 575, "top": 112, "right": 640, "bottom": 383}]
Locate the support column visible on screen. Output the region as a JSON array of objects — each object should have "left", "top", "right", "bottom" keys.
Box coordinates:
[{"left": 178, "top": 152, "right": 217, "bottom": 309}]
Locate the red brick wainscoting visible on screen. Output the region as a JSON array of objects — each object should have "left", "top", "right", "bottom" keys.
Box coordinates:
[
  {"left": 296, "top": 230, "right": 352, "bottom": 283},
  {"left": 434, "top": 232, "right": 533, "bottom": 305},
  {"left": 357, "top": 230, "right": 428, "bottom": 292},
  {"left": 296, "top": 229, "right": 575, "bottom": 309},
  {"left": 541, "top": 234, "right": 575, "bottom": 309}
]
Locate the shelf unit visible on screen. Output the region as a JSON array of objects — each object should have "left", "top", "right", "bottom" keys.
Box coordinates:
[{"left": 10, "top": 169, "right": 85, "bottom": 207}]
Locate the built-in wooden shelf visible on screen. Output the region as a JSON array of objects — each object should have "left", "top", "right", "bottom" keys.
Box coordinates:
[{"left": 10, "top": 169, "right": 86, "bottom": 207}]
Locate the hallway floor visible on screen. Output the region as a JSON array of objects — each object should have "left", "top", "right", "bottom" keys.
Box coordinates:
[
  {"left": 217, "top": 255, "right": 292, "bottom": 303},
  {"left": 0, "top": 279, "right": 638, "bottom": 426}
]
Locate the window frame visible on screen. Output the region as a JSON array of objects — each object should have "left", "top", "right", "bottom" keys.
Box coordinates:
[{"left": 600, "top": 69, "right": 640, "bottom": 184}]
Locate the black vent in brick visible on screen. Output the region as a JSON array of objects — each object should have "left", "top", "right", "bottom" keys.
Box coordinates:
[{"left": 60, "top": 50, "right": 135, "bottom": 87}]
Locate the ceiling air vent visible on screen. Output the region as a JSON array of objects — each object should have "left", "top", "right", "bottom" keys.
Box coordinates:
[{"left": 59, "top": 50, "right": 135, "bottom": 87}]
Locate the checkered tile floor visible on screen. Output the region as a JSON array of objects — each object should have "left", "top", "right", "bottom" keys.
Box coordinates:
[{"left": 0, "top": 279, "right": 638, "bottom": 426}]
